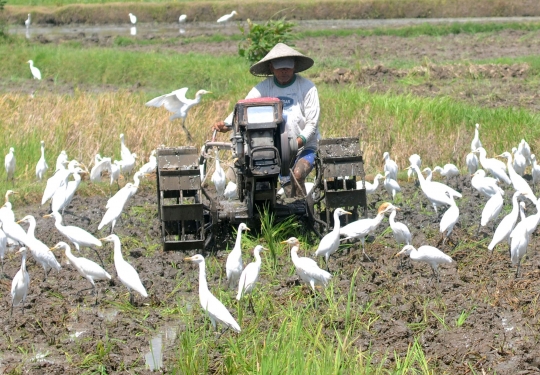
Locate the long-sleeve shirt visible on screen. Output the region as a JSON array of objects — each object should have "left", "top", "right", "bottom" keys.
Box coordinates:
[{"left": 226, "top": 74, "right": 321, "bottom": 151}]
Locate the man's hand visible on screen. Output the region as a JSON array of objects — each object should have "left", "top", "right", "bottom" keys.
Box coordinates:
[{"left": 213, "top": 121, "right": 230, "bottom": 133}]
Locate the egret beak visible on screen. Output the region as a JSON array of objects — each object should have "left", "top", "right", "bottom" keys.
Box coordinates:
[
  {"left": 395, "top": 207, "right": 401, "bottom": 211},
  {"left": 43, "top": 214, "right": 52, "bottom": 218},
  {"left": 394, "top": 250, "right": 404, "bottom": 258},
  {"left": 16, "top": 247, "right": 26, "bottom": 254},
  {"left": 245, "top": 227, "right": 251, "bottom": 232},
  {"left": 184, "top": 256, "right": 193, "bottom": 261},
  {"left": 344, "top": 211, "right": 352, "bottom": 215},
  {"left": 280, "top": 240, "right": 288, "bottom": 244}
]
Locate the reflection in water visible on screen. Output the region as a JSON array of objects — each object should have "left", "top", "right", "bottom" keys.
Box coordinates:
[
  {"left": 130, "top": 26, "right": 137, "bottom": 35},
  {"left": 145, "top": 335, "right": 163, "bottom": 371}
]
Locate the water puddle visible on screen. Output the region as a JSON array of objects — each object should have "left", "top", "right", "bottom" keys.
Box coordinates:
[{"left": 144, "top": 325, "right": 178, "bottom": 371}]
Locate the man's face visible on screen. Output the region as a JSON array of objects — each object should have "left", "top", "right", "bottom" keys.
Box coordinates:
[{"left": 270, "top": 63, "right": 295, "bottom": 85}]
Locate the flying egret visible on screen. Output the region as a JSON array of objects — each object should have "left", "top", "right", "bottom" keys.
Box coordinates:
[
  {"left": 356, "top": 173, "right": 384, "bottom": 194},
  {"left": 439, "top": 192, "right": 460, "bottom": 246},
  {"left": 4, "top": 147, "right": 15, "bottom": 181},
  {"left": 488, "top": 191, "right": 523, "bottom": 253},
  {"left": 185, "top": 254, "right": 241, "bottom": 333},
  {"left": 478, "top": 190, "right": 504, "bottom": 236},
  {"left": 217, "top": 10, "right": 237, "bottom": 23},
  {"left": 17, "top": 215, "right": 61, "bottom": 281},
  {"left": 179, "top": 14, "right": 187, "bottom": 23},
  {"left": 471, "top": 123, "right": 482, "bottom": 151},
  {"left": 532, "top": 154, "right": 540, "bottom": 193},
  {"left": 50, "top": 241, "right": 111, "bottom": 301},
  {"left": 51, "top": 167, "right": 86, "bottom": 215},
  {"left": 44, "top": 211, "right": 104, "bottom": 266},
  {"left": 339, "top": 202, "right": 395, "bottom": 261},
  {"left": 138, "top": 150, "right": 157, "bottom": 174},
  {"left": 36, "top": 140, "right": 48, "bottom": 181},
  {"left": 236, "top": 245, "right": 265, "bottom": 313},
  {"left": 498, "top": 151, "right": 537, "bottom": 205},
  {"left": 282, "top": 237, "right": 332, "bottom": 292},
  {"left": 512, "top": 147, "right": 526, "bottom": 176},
  {"left": 211, "top": 150, "right": 226, "bottom": 198},
  {"left": 383, "top": 152, "right": 398, "bottom": 181},
  {"left": 226, "top": 223, "right": 249, "bottom": 289},
  {"left": 128, "top": 13, "right": 137, "bottom": 24},
  {"left": 25, "top": 13, "right": 31, "bottom": 28},
  {"left": 395, "top": 245, "right": 453, "bottom": 282},
  {"left": 465, "top": 152, "right": 479, "bottom": 176},
  {"left": 383, "top": 171, "right": 401, "bottom": 201},
  {"left": 314, "top": 208, "right": 351, "bottom": 271},
  {"left": 407, "top": 154, "right": 421, "bottom": 183},
  {"left": 433, "top": 164, "right": 460, "bottom": 186},
  {"left": 11, "top": 247, "right": 30, "bottom": 315},
  {"left": 145, "top": 87, "right": 212, "bottom": 142},
  {"left": 471, "top": 169, "right": 504, "bottom": 198},
  {"left": 474, "top": 147, "right": 510, "bottom": 185},
  {"left": 101, "top": 234, "right": 147, "bottom": 304}
]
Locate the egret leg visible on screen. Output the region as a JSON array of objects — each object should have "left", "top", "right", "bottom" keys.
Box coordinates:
[
  {"left": 91, "top": 247, "right": 106, "bottom": 269},
  {"left": 361, "top": 240, "right": 373, "bottom": 262},
  {"left": 248, "top": 295, "right": 255, "bottom": 314},
  {"left": 515, "top": 261, "right": 521, "bottom": 279},
  {"left": 181, "top": 119, "right": 194, "bottom": 143},
  {"left": 324, "top": 256, "right": 331, "bottom": 273},
  {"left": 217, "top": 326, "right": 229, "bottom": 339},
  {"left": 129, "top": 291, "right": 134, "bottom": 305}
]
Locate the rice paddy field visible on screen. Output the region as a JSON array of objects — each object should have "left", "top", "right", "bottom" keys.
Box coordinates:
[{"left": 1, "top": 0, "right": 540, "bottom": 373}]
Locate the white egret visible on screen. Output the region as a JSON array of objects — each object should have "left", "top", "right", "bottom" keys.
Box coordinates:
[
  {"left": 422, "top": 167, "right": 434, "bottom": 182},
  {"left": 50, "top": 241, "right": 111, "bottom": 300},
  {"left": 44, "top": 211, "right": 103, "bottom": 266},
  {"left": 518, "top": 139, "right": 532, "bottom": 166},
  {"left": 509, "top": 219, "right": 529, "bottom": 278},
  {"left": 185, "top": 254, "right": 241, "bottom": 333},
  {"left": 128, "top": 13, "right": 137, "bottom": 24},
  {"left": 519, "top": 201, "right": 527, "bottom": 222},
  {"left": 179, "top": 14, "right": 187, "bottom": 23},
  {"left": 408, "top": 164, "right": 453, "bottom": 213},
  {"left": 488, "top": 191, "right": 523, "bottom": 252},
  {"left": 236, "top": 245, "right": 265, "bottom": 312},
  {"left": 407, "top": 154, "right": 421, "bottom": 182},
  {"left": 282, "top": 237, "right": 331, "bottom": 292},
  {"left": 471, "top": 169, "right": 504, "bottom": 198},
  {"left": 99, "top": 174, "right": 142, "bottom": 233},
  {"left": 471, "top": 123, "right": 482, "bottom": 151},
  {"left": 55, "top": 150, "right": 68, "bottom": 172},
  {"left": 17, "top": 215, "right": 61, "bottom": 281},
  {"left": 383, "top": 152, "right": 398, "bottom": 181},
  {"left": 4, "top": 147, "right": 15, "bottom": 181},
  {"left": 35, "top": 140, "right": 48, "bottom": 181},
  {"left": 433, "top": 164, "right": 460, "bottom": 186},
  {"left": 145, "top": 87, "right": 212, "bottom": 142},
  {"left": 395, "top": 245, "right": 453, "bottom": 282},
  {"left": 387, "top": 205, "right": 412, "bottom": 249},
  {"left": 42, "top": 160, "right": 83, "bottom": 206},
  {"left": 340, "top": 202, "right": 395, "bottom": 261},
  {"left": 119, "top": 133, "right": 137, "bottom": 175},
  {"left": 226, "top": 223, "right": 249, "bottom": 289},
  {"left": 479, "top": 190, "right": 504, "bottom": 235},
  {"left": 138, "top": 149, "right": 157, "bottom": 174},
  {"left": 1, "top": 211, "right": 31, "bottom": 247},
  {"left": 25, "top": 13, "right": 31, "bottom": 28},
  {"left": 0, "top": 190, "right": 18, "bottom": 223},
  {"left": 27, "top": 60, "right": 41, "bottom": 80},
  {"left": 217, "top": 10, "right": 237, "bottom": 23},
  {"left": 498, "top": 151, "right": 537, "bottom": 205},
  {"left": 90, "top": 156, "right": 112, "bottom": 183},
  {"left": 314, "top": 208, "right": 351, "bottom": 271},
  {"left": 356, "top": 173, "right": 384, "bottom": 194},
  {"left": 439, "top": 192, "right": 459, "bottom": 246},
  {"left": 106, "top": 172, "right": 141, "bottom": 209},
  {"left": 532, "top": 154, "right": 540, "bottom": 192},
  {"left": 383, "top": 171, "right": 401, "bottom": 201},
  {"left": 223, "top": 181, "right": 238, "bottom": 200},
  {"left": 0, "top": 222, "right": 7, "bottom": 273},
  {"left": 51, "top": 167, "right": 86, "bottom": 214},
  {"left": 101, "top": 234, "right": 147, "bottom": 304},
  {"left": 465, "top": 152, "right": 479, "bottom": 176},
  {"left": 11, "top": 247, "right": 30, "bottom": 315},
  {"left": 512, "top": 147, "right": 526, "bottom": 176},
  {"left": 474, "top": 147, "right": 510, "bottom": 184},
  {"left": 211, "top": 150, "right": 226, "bottom": 198}
]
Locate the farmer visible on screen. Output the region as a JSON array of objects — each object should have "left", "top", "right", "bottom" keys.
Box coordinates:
[{"left": 213, "top": 43, "right": 321, "bottom": 198}]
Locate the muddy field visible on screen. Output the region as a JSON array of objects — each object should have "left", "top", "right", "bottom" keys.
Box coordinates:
[{"left": 2, "top": 26, "right": 540, "bottom": 373}]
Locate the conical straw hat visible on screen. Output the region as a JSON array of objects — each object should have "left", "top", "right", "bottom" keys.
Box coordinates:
[{"left": 249, "top": 43, "right": 314, "bottom": 77}]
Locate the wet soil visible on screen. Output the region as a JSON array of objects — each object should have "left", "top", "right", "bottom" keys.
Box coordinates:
[{"left": 2, "top": 172, "right": 540, "bottom": 373}]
